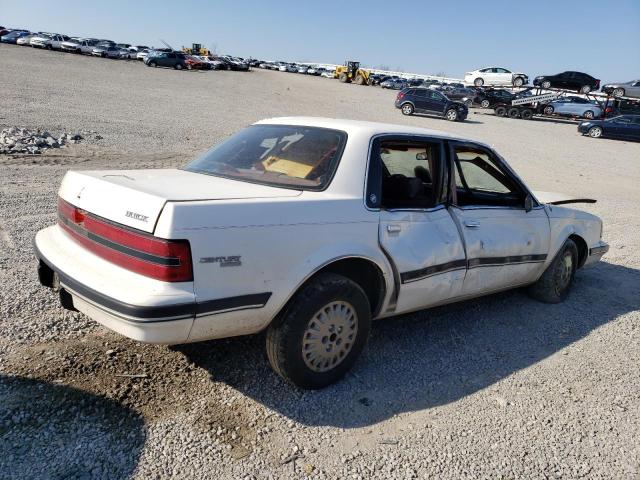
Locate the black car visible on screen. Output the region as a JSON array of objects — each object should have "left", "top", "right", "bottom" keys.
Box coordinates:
[
  {"left": 533, "top": 71, "right": 600, "bottom": 94},
  {"left": 474, "top": 88, "right": 516, "bottom": 108},
  {"left": 578, "top": 115, "right": 640, "bottom": 141},
  {"left": 442, "top": 87, "right": 476, "bottom": 107},
  {"left": 395, "top": 88, "right": 468, "bottom": 121},
  {"left": 144, "top": 51, "right": 188, "bottom": 70}
]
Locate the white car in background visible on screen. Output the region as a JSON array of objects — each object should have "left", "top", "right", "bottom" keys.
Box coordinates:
[
  {"left": 30, "top": 33, "right": 69, "bottom": 50},
  {"left": 17, "top": 34, "right": 35, "bottom": 45},
  {"left": 60, "top": 38, "right": 99, "bottom": 54},
  {"left": 321, "top": 69, "right": 335, "bottom": 78},
  {"left": 34, "top": 117, "right": 607, "bottom": 389},
  {"left": 465, "top": 66, "right": 528, "bottom": 87},
  {"left": 136, "top": 49, "right": 149, "bottom": 61}
]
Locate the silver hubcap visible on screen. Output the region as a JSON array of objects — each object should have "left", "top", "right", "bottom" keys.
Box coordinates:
[
  {"left": 481, "top": 100, "right": 489, "bottom": 108},
  {"left": 557, "top": 252, "right": 573, "bottom": 290},
  {"left": 302, "top": 301, "right": 358, "bottom": 373},
  {"left": 545, "top": 107, "right": 553, "bottom": 114},
  {"left": 447, "top": 110, "right": 456, "bottom": 120},
  {"left": 402, "top": 105, "right": 412, "bottom": 114},
  {"left": 475, "top": 79, "right": 483, "bottom": 86},
  {"left": 613, "top": 89, "right": 623, "bottom": 97},
  {"left": 590, "top": 127, "right": 602, "bottom": 137},
  {"left": 542, "top": 82, "right": 550, "bottom": 89},
  {"left": 584, "top": 111, "right": 593, "bottom": 119}
]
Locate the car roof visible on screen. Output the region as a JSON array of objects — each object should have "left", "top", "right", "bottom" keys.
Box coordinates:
[{"left": 254, "top": 117, "right": 475, "bottom": 144}]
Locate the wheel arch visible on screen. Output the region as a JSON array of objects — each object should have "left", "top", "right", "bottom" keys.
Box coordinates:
[{"left": 569, "top": 234, "right": 588, "bottom": 268}]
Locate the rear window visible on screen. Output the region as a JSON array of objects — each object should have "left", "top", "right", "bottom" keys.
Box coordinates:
[{"left": 184, "top": 125, "right": 347, "bottom": 190}]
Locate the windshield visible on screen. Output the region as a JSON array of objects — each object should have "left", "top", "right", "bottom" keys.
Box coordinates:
[{"left": 184, "top": 125, "right": 347, "bottom": 190}]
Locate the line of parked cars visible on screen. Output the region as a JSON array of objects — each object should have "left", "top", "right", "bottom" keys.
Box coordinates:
[{"left": 256, "top": 61, "right": 336, "bottom": 78}]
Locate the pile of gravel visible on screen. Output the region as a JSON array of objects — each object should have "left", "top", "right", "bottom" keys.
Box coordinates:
[{"left": 0, "top": 127, "right": 84, "bottom": 155}]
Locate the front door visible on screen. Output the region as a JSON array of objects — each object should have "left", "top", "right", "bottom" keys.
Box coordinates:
[
  {"left": 369, "top": 136, "right": 467, "bottom": 314},
  {"left": 447, "top": 142, "right": 550, "bottom": 296}
]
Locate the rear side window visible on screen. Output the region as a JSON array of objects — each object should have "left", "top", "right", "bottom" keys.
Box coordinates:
[{"left": 184, "top": 125, "right": 347, "bottom": 190}]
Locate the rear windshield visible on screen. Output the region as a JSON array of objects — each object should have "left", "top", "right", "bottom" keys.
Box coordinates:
[{"left": 184, "top": 125, "right": 347, "bottom": 190}]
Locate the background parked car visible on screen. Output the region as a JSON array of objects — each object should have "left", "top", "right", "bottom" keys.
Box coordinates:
[
  {"left": 533, "top": 71, "right": 600, "bottom": 93},
  {"left": 1, "top": 30, "right": 30, "bottom": 44},
  {"left": 474, "top": 88, "right": 516, "bottom": 108},
  {"left": 92, "top": 45, "right": 125, "bottom": 59},
  {"left": 601, "top": 80, "right": 640, "bottom": 99},
  {"left": 542, "top": 96, "right": 603, "bottom": 119},
  {"left": 61, "top": 38, "right": 99, "bottom": 54},
  {"left": 16, "top": 34, "right": 35, "bottom": 45},
  {"left": 578, "top": 115, "right": 640, "bottom": 140},
  {"left": 465, "top": 66, "right": 528, "bottom": 87},
  {"left": 144, "top": 51, "right": 188, "bottom": 70},
  {"left": 136, "top": 49, "right": 149, "bottom": 61},
  {"left": 31, "top": 33, "right": 69, "bottom": 50},
  {"left": 395, "top": 87, "right": 468, "bottom": 121},
  {"left": 444, "top": 87, "right": 477, "bottom": 107},
  {"left": 381, "top": 78, "right": 407, "bottom": 90}
]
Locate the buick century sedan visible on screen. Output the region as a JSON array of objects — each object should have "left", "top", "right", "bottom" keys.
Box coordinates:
[{"left": 35, "top": 118, "right": 608, "bottom": 388}]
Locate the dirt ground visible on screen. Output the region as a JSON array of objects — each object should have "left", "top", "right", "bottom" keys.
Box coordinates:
[{"left": 1, "top": 44, "right": 639, "bottom": 479}]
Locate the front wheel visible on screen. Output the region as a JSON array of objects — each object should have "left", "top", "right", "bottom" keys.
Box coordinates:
[
  {"left": 266, "top": 273, "right": 371, "bottom": 389},
  {"left": 527, "top": 239, "right": 578, "bottom": 304},
  {"left": 445, "top": 109, "right": 458, "bottom": 121},
  {"left": 354, "top": 74, "right": 365, "bottom": 85},
  {"left": 520, "top": 108, "right": 533, "bottom": 120},
  {"left": 580, "top": 85, "right": 592, "bottom": 94},
  {"left": 513, "top": 77, "right": 524, "bottom": 87},
  {"left": 175, "top": 63, "right": 183, "bottom": 70},
  {"left": 474, "top": 78, "right": 484, "bottom": 87},
  {"left": 588, "top": 126, "right": 603, "bottom": 138},
  {"left": 480, "top": 99, "right": 490, "bottom": 108},
  {"left": 148, "top": 61, "right": 157, "bottom": 67},
  {"left": 339, "top": 73, "right": 350, "bottom": 83},
  {"left": 508, "top": 107, "right": 520, "bottom": 119},
  {"left": 612, "top": 88, "right": 625, "bottom": 97},
  {"left": 583, "top": 110, "right": 595, "bottom": 119},
  {"left": 541, "top": 80, "right": 551, "bottom": 89},
  {"left": 401, "top": 103, "right": 414, "bottom": 115}
]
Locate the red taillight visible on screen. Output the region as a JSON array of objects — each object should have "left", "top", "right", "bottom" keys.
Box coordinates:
[
  {"left": 397, "top": 92, "right": 405, "bottom": 101},
  {"left": 57, "top": 197, "right": 193, "bottom": 282}
]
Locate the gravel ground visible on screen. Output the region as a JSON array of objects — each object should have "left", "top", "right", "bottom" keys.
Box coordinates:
[{"left": 1, "top": 44, "right": 639, "bottom": 479}]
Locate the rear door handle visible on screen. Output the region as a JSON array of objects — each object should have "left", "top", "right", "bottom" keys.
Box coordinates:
[
  {"left": 464, "top": 221, "right": 480, "bottom": 228},
  {"left": 387, "top": 225, "right": 401, "bottom": 233}
]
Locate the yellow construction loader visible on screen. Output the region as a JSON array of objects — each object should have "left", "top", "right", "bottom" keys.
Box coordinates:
[
  {"left": 334, "top": 61, "right": 372, "bottom": 85},
  {"left": 181, "top": 43, "right": 210, "bottom": 56}
]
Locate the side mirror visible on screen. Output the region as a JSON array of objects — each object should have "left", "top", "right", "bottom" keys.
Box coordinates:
[{"left": 524, "top": 194, "right": 533, "bottom": 213}]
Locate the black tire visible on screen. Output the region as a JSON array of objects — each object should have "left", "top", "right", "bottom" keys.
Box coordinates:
[
  {"left": 474, "top": 78, "right": 484, "bottom": 87},
  {"left": 175, "top": 63, "right": 183, "bottom": 70},
  {"left": 354, "top": 74, "right": 365, "bottom": 85},
  {"left": 521, "top": 108, "right": 533, "bottom": 120},
  {"left": 513, "top": 76, "right": 525, "bottom": 87},
  {"left": 541, "top": 80, "right": 551, "bottom": 89},
  {"left": 339, "top": 73, "right": 350, "bottom": 83},
  {"left": 149, "top": 61, "right": 157, "bottom": 68},
  {"left": 508, "top": 107, "right": 520, "bottom": 119},
  {"left": 588, "top": 126, "right": 603, "bottom": 138},
  {"left": 543, "top": 105, "right": 554, "bottom": 115},
  {"left": 527, "top": 239, "right": 578, "bottom": 303},
  {"left": 401, "top": 103, "right": 414, "bottom": 115},
  {"left": 445, "top": 108, "right": 458, "bottom": 121},
  {"left": 480, "top": 99, "right": 490, "bottom": 109},
  {"left": 612, "top": 88, "right": 625, "bottom": 98},
  {"left": 494, "top": 105, "right": 507, "bottom": 116},
  {"left": 266, "top": 273, "right": 371, "bottom": 389}
]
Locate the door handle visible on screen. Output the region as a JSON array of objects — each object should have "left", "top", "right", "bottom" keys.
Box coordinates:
[
  {"left": 464, "top": 221, "right": 480, "bottom": 228},
  {"left": 387, "top": 224, "right": 401, "bottom": 233}
]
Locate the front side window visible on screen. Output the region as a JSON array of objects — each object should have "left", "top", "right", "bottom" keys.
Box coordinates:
[
  {"left": 452, "top": 146, "right": 524, "bottom": 208},
  {"left": 184, "top": 125, "right": 346, "bottom": 190}
]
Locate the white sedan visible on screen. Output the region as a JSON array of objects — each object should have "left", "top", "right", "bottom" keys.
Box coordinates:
[
  {"left": 34, "top": 117, "right": 608, "bottom": 389},
  {"left": 465, "top": 66, "right": 528, "bottom": 87}
]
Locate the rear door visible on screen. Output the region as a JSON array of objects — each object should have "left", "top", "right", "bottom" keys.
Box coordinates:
[
  {"left": 447, "top": 142, "right": 550, "bottom": 296},
  {"left": 370, "top": 135, "right": 466, "bottom": 314}
]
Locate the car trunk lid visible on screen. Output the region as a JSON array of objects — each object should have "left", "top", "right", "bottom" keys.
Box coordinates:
[{"left": 59, "top": 168, "right": 302, "bottom": 233}]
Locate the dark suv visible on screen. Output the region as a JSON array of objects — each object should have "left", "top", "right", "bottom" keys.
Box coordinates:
[
  {"left": 144, "top": 51, "right": 188, "bottom": 70},
  {"left": 395, "top": 88, "right": 468, "bottom": 121}
]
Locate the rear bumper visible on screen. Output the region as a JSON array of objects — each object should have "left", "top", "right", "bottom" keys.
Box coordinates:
[
  {"left": 584, "top": 240, "right": 609, "bottom": 267},
  {"left": 34, "top": 225, "right": 196, "bottom": 344}
]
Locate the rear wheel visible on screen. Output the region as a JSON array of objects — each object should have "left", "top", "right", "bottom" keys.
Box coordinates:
[
  {"left": 339, "top": 73, "right": 350, "bottom": 83},
  {"left": 175, "top": 63, "right": 183, "bottom": 70},
  {"left": 474, "top": 78, "right": 484, "bottom": 87},
  {"left": 543, "top": 105, "right": 555, "bottom": 115},
  {"left": 513, "top": 76, "right": 525, "bottom": 87},
  {"left": 580, "top": 85, "right": 592, "bottom": 94},
  {"left": 401, "top": 103, "right": 414, "bottom": 115},
  {"left": 445, "top": 109, "right": 458, "bottom": 121},
  {"left": 266, "top": 273, "right": 371, "bottom": 389},
  {"left": 149, "top": 61, "right": 157, "bottom": 68},
  {"left": 508, "top": 107, "right": 520, "bottom": 118},
  {"left": 583, "top": 110, "right": 595, "bottom": 119},
  {"left": 520, "top": 108, "right": 533, "bottom": 120},
  {"left": 494, "top": 105, "right": 507, "bottom": 116},
  {"left": 612, "top": 88, "right": 625, "bottom": 97},
  {"left": 527, "top": 239, "right": 578, "bottom": 303},
  {"left": 588, "top": 126, "right": 603, "bottom": 138},
  {"left": 480, "top": 99, "right": 490, "bottom": 108}
]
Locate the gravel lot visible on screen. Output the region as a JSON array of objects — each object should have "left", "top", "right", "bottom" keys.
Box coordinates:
[{"left": 1, "top": 44, "right": 639, "bottom": 479}]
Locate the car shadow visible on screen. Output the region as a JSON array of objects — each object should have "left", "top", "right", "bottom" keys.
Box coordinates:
[
  {"left": 409, "top": 113, "right": 483, "bottom": 124},
  {"left": 177, "top": 261, "right": 639, "bottom": 428},
  {"left": 0, "top": 375, "right": 146, "bottom": 479}
]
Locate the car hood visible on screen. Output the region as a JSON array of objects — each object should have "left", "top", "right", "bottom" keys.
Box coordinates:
[{"left": 533, "top": 190, "right": 596, "bottom": 206}]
